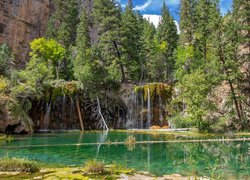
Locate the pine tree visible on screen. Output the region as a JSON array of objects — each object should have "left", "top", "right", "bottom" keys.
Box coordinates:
[
  {"left": 93, "top": 0, "right": 124, "bottom": 83},
  {"left": 74, "top": 10, "right": 91, "bottom": 84},
  {"left": 140, "top": 19, "right": 156, "bottom": 81},
  {"left": 173, "top": 0, "right": 223, "bottom": 129},
  {"left": 121, "top": 0, "right": 142, "bottom": 81},
  {"left": 46, "top": 0, "right": 79, "bottom": 47},
  {"left": 156, "top": 2, "right": 178, "bottom": 82},
  {"left": 219, "top": 0, "right": 250, "bottom": 127},
  {"left": 179, "top": 0, "right": 195, "bottom": 45}
]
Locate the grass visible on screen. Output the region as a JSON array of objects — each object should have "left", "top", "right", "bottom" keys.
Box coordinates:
[
  {"left": 0, "top": 161, "right": 135, "bottom": 180},
  {"left": 0, "top": 134, "right": 13, "bottom": 142},
  {"left": 83, "top": 160, "right": 105, "bottom": 174},
  {"left": 0, "top": 158, "right": 40, "bottom": 172}
]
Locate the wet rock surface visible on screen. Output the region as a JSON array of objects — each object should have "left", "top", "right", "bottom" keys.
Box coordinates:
[{"left": 0, "top": 97, "right": 33, "bottom": 134}]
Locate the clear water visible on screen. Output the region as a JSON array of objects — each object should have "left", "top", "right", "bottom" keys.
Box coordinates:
[{"left": 0, "top": 131, "right": 249, "bottom": 179}]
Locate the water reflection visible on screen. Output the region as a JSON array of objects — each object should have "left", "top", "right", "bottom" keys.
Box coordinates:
[{"left": 0, "top": 132, "right": 249, "bottom": 179}]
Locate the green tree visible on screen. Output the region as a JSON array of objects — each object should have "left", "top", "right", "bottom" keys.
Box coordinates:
[
  {"left": 46, "top": 0, "right": 79, "bottom": 48},
  {"left": 0, "top": 43, "right": 14, "bottom": 78},
  {"left": 121, "top": 0, "right": 142, "bottom": 81},
  {"left": 157, "top": 2, "right": 178, "bottom": 81},
  {"left": 93, "top": 0, "right": 123, "bottom": 83},
  {"left": 29, "top": 38, "right": 66, "bottom": 79},
  {"left": 179, "top": 0, "right": 195, "bottom": 45},
  {"left": 173, "top": 0, "right": 222, "bottom": 130},
  {"left": 140, "top": 19, "right": 156, "bottom": 82},
  {"left": 74, "top": 10, "right": 91, "bottom": 84}
]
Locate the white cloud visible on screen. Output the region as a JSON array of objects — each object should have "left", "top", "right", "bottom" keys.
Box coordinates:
[
  {"left": 174, "top": 20, "right": 180, "bottom": 34},
  {"left": 143, "top": 14, "right": 161, "bottom": 27},
  {"left": 143, "top": 14, "right": 180, "bottom": 34},
  {"left": 134, "top": 0, "right": 153, "bottom": 11}
]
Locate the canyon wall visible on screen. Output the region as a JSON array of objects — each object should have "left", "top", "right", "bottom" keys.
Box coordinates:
[{"left": 0, "top": 0, "right": 52, "bottom": 65}]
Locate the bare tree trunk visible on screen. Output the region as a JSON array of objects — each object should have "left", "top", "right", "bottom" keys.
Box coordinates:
[
  {"left": 113, "top": 41, "right": 127, "bottom": 83},
  {"left": 76, "top": 96, "right": 84, "bottom": 131},
  {"left": 97, "top": 97, "right": 109, "bottom": 130}
]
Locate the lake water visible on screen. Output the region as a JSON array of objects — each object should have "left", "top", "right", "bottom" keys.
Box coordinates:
[{"left": 0, "top": 131, "right": 249, "bottom": 179}]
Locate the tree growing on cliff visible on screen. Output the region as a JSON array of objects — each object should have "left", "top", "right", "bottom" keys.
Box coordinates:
[
  {"left": 46, "top": 0, "right": 79, "bottom": 48},
  {"left": 0, "top": 43, "right": 14, "bottom": 78}
]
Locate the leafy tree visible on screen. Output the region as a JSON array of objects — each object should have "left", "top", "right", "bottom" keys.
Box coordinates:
[
  {"left": 29, "top": 38, "right": 66, "bottom": 79},
  {"left": 173, "top": 0, "right": 222, "bottom": 130},
  {"left": 12, "top": 38, "right": 65, "bottom": 101},
  {"left": 174, "top": 68, "right": 213, "bottom": 129}
]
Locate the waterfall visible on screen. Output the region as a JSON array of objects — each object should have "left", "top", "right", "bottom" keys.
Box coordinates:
[
  {"left": 159, "top": 96, "right": 163, "bottom": 123},
  {"left": 140, "top": 91, "right": 144, "bottom": 129},
  {"left": 147, "top": 87, "right": 151, "bottom": 128},
  {"left": 128, "top": 92, "right": 134, "bottom": 129},
  {"left": 44, "top": 100, "right": 51, "bottom": 130},
  {"left": 61, "top": 94, "right": 66, "bottom": 129},
  {"left": 134, "top": 92, "right": 138, "bottom": 128},
  {"left": 69, "top": 97, "right": 74, "bottom": 129}
]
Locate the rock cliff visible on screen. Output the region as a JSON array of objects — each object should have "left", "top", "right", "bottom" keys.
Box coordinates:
[{"left": 0, "top": 0, "right": 51, "bottom": 65}]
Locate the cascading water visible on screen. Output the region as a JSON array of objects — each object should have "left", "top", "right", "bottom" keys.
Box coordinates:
[
  {"left": 125, "top": 83, "right": 172, "bottom": 129},
  {"left": 69, "top": 96, "right": 74, "bottom": 129},
  {"left": 61, "top": 94, "right": 66, "bottom": 129},
  {"left": 159, "top": 96, "right": 163, "bottom": 123},
  {"left": 44, "top": 100, "right": 51, "bottom": 130},
  {"left": 147, "top": 87, "right": 151, "bottom": 128},
  {"left": 140, "top": 91, "right": 144, "bottom": 129},
  {"left": 129, "top": 92, "right": 135, "bottom": 129}
]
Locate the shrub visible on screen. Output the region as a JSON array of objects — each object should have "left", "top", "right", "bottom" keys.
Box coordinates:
[
  {"left": 124, "top": 135, "right": 136, "bottom": 145},
  {"left": 83, "top": 160, "right": 105, "bottom": 174},
  {"left": 0, "top": 158, "right": 40, "bottom": 172}
]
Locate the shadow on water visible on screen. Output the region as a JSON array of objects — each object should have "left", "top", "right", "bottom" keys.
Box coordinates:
[{"left": 0, "top": 131, "right": 249, "bottom": 179}]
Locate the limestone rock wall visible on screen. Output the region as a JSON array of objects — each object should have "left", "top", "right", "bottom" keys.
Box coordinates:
[{"left": 0, "top": 0, "right": 52, "bottom": 65}]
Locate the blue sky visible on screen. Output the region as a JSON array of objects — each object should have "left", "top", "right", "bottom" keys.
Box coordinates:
[{"left": 119, "top": 0, "right": 233, "bottom": 21}]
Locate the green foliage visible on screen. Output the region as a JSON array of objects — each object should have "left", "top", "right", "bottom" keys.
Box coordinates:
[
  {"left": 0, "top": 43, "right": 14, "bottom": 78},
  {"left": 93, "top": 0, "right": 124, "bottom": 83},
  {"left": 120, "top": 1, "right": 142, "bottom": 81},
  {"left": 30, "top": 38, "right": 65, "bottom": 63},
  {"left": 0, "top": 158, "right": 39, "bottom": 172},
  {"left": 174, "top": 69, "right": 214, "bottom": 130},
  {"left": 134, "top": 83, "right": 172, "bottom": 104},
  {"left": 156, "top": 2, "right": 178, "bottom": 81},
  {"left": 46, "top": 0, "right": 79, "bottom": 47},
  {"left": 29, "top": 38, "right": 66, "bottom": 79},
  {"left": 11, "top": 57, "right": 53, "bottom": 100},
  {"left": 0, "top": 76, "right": 10, "bottom": 93},
  {"left": 50, "top": 79, "right": 79, "bottom": 98},
  {"left": 179, "top": 0, "right": 195, "bottom": 44}
]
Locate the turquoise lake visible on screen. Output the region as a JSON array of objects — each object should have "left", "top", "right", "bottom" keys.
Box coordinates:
[{"left": 0, "top": 131, "right": 249, "bottom": 179}]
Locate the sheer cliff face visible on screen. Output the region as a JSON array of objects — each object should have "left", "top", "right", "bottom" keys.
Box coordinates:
[{"left": 0, "top": 0, "right": 51, "bottom": 65}]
